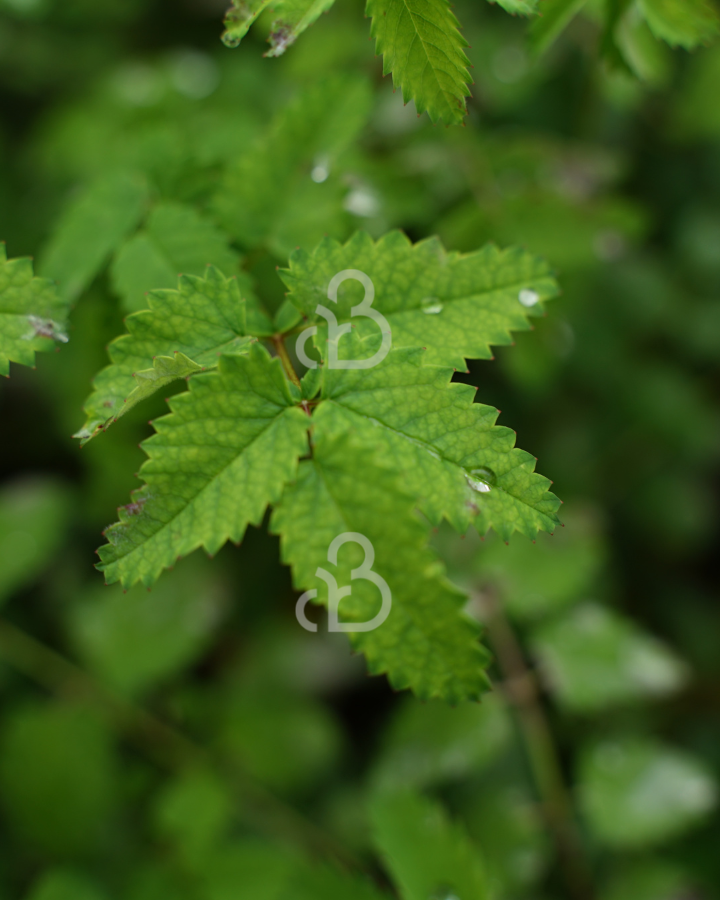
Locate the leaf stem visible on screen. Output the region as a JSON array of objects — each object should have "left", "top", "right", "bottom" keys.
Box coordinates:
[
  {"left": 475, "top": 589, "right": 595, "bottom": 900},
  {"left": 272, "top": 333, "right": 301, "bottom": 389},
  {"left": 0, "top": 616, "right": 361, "bottom": 871}
]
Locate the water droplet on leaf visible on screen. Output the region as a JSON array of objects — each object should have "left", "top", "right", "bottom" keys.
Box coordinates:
[
  {"left": 518, "top": 288, "right": 539, "bottom": 307},
  {"left": 421, "top": 297, "right": 444, "bottom": 314},
  {"left": 466, "top": 466, "right": 496, "bottom": 492},
  {"left": 429, "top": 886, "right": 461, "bottom": 900}
]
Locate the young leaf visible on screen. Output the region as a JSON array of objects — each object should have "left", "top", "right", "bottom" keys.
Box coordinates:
[
  {"left": 366, "top": 0, "right": 472, "bottom": 125},
  {"left": 529, "top": 0, "right": 590, "bottom": 55},
  {"left": 0, "top": 244, "right": 69, "bottom": 376},
  {"left": 271, "top": 429, "right": 491, "bottom": 702},
  {"left": 38, "top": 171, "right": 148, "bottom": 302},
  {"left": 76, "top": 267, "right": 253, "bottom": 443},
  {"left": 317, "top": 337, "right": 560, "bottom": 539},
  {"left": 97, "top": 344, "right": 309, "bottom": 587},
  {"left": 111, "top": 202, "right": 242, "bottom": 313},
  {"left": 222, "top": 0, "right": 337, "bottom": 56},
  {"left": 638, "top": 0, "right": 720, "bottom": 49},
  {"left": 214, "top": 76, "right": 371, "bottom": 257},
  {"left": 282, "top": 230, "right": 558, "bottom": 369},
  {"left": 370, "top": 790, "right": 489, "bottom": 900}
]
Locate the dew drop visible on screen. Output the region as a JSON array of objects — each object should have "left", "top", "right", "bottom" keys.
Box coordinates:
[
  {"left": 518, "top": 288, "right": 539, "bottom": 307},
  {"left": 421, "top": 296, "right": 444, "bottom": 314},
  {"left": 466, "top": 466, "right": 496, "bottom": 492}
]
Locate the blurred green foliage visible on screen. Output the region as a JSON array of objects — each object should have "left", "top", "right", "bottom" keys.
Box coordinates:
[{"left": 1, "top": 0, "right": 720, "bottom": 898}]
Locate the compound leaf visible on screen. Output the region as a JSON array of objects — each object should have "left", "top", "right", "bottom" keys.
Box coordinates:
[
  {"left": 271, "top": 429, "right": 491, "bottom": 702},
  {"left": 0, "top": 244, "right": 69, "bottom": 376},
  {"left": 98, "top": 343, "right": 310, "bottom": 587},
  {"left": 282, "top": 230, "right": 558, "bottom": 369},
  {"left": 110, "top": 202, "right": 243, "bottom": 314},
  {"left": 222, "top": 0, "right": 337, "bottom": 56},
  {"left": 76, "top": 267, "right": 253, "bottom": 443},
  {"left": 370, "top": 790, "right": 489, "bottom": 900},
  {"left": 317, "top": 336, "right": 560, "bottom": 540},
  {"left": 638, "top": 0, "right": 720, "bottom": 49},
  {"left": 366, "top": 0, "right": 472, "bottom": 125}
]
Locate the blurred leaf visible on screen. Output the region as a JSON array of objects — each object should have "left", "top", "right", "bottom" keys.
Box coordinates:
[
  {"left": 39, "top": 172, "right": 149, "bottom": 302},
  {"left": 532, "top": 601, "right": 689, "bottom": 711},
  {"left": 492, "top": 0, "right": 539, "bottom": 14},
  {"left": 70, "top": 559, "right": 226, "bottom": 696},
  {"left": 599, "top": 858, "right": 691, "bottom": 900},
  {"left": 0, "top": 245, "right": 68, "bottom": 376},
  {"left": 366, "top": 0, "right": 471, "bottom": 125},
  {"left": 217, "top": 691, "right": 343, "bottom": 794},
  {"left": 370, "top": 790, "right": 489, "bottom": 900},
  {"left": 578, "top": 737, "right": 718, "bottom": 847},
  {"left": 370, "top": 693, "right": 511, "bottom": 789},
  {"left": 213, "top": 76, "right": 371, "bottom": 257},
  {"left": 24, "top": 871, "right": 109, "bottom": 900},
  {"left": 0, "top": 477, "right": 70, "bottom": 607},
  {"left": 529, "top": 0, "right": 590, "bottom": 54},
  {"left": 111, "top": 203, "right": 241, "bottom": 314},
  {"left": 639, "top": 0, "right": 720, "bottom": 49},
  {"left": 0, "top": 702, "right": 118, "bottom": 857},
  {"left": 152, "top": 767, "right": 233, "bottom": 867}
]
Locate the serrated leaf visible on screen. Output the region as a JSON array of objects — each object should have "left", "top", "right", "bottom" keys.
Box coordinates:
[
  {"left": 76, "top": 267, "right": 254, "bottom": 443},
  {"left": 282, "top": 230, "right": 558, "bottom": 369},
  {"left": 0, "top": 245, "right": 69, "bottom": 376},
  {"left": 97, "top": 344, "right": 309, "bottom": 587},
  {"left": 528, "top": 0, "right": 589, "bottom": 55},
  {"left": 271, "top": 429, "right": 491, "bottom": 702},
  {"left": 366, "top": 0, "right": 472, "bottom": 125},
  {"left": 578, "top": 737, "right": 718, "bottom": 847},
  {"left": 110, "top": 202, "right": 243, "bottom": 313},
  {"left": 316, "top": 336, "right": 560, "bottom": 540},
  {"left": 213, "top": 76, "right": 371, "bottom": 257},
  {"left": 638, "top": 0, "right": 720, "bottom": 49},
  {"left": 370, "top": 790, "right": 489, "bottom": 900},
  {"left": 531, "top": 602, "right": 689, "bottom": 712},
  {"left": 39, "top": 171, "right": 148, "bottom": 302},
  {"left": 222, "top": 0, "right": 337, "bottom": 55}
]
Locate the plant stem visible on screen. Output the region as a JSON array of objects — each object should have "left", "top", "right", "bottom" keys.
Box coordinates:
[
  {"left": 272, "top": 334, "right": 301, "bottom": 389},
  {"left": 0, "top": 616, "right": 360, "bottom": 871},
  {"left": 475, "top": 589, "right": 595, "bottom": 900}
]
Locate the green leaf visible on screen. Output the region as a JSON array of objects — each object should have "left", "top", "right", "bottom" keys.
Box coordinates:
[
  {"left": 282, "top": 231, "right": 558, "bottom": 369},
  {"left": 528, "top": 0, "right": 590, "bottom": 55},
  {"left": 0, "top": 702, "right": 118, "bottom": 857},
  {"left": 0, "top": 244, "right": 69, "bottom": 376},
  {"left": 316, "top": 337, "right": 560, "bottom": 540},
  {"left": 370, "top": 790, "right": 489, "bottom": 900},
  {"left": 70, "top": 559, "right": 227, "bottom": 696},
  {"left": 76, "top": 267, "right": 254, "bottom": 443},
  {"left": 638, "top": 0, "right": 720, "bottom": 48},
  {"left": 370, "top": 693, "right": 511, "bottom": 789},
  {"left": 213, "top": 76, "right": 371, "bottom": 257},
  {"left": 366, "top": 0, "right": 472, "bottom": 125},
  {"left": 39, "top": 171, "right": 148, "bottom": 302},
  {"left": 97, "top": 344, "right": 310, "bottom": 587},
  {"left": 0, "top": 478, "right": 71, "bottom": 608},
  {"left": 491, "top": 0, "right": 539, "bottom": 15},
  {"left": 531, "top": 602, "right": 689, "bottom": 712},
  {"left": 222, "top": 0, "right": 337, "bottom": 56},
  {"left": 271, "top": 429, "right": 491, "bottom": 702},
  {"left": 578, "top": 737, "right": 718, "bottom": 847},
  {"left": 24, "top": 871, "right": 109, "bottom": 900},
  {"left": 110, "top": 202, "right": 242, "bottom": 313}
]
